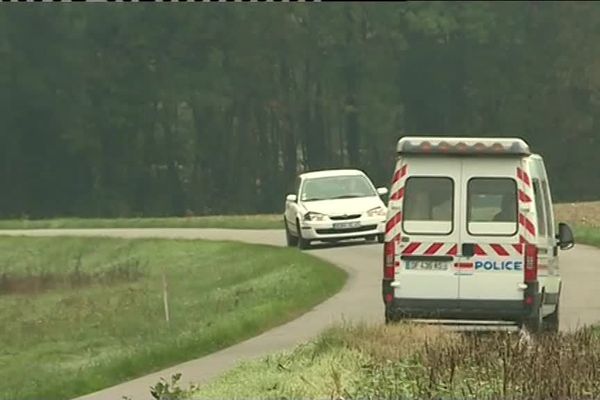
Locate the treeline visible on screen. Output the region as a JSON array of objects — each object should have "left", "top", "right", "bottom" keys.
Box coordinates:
[{"left": 1, "top": 3, "right": 599, "bottom": 218}]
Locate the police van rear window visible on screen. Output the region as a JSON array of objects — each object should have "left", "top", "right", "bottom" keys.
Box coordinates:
[
  {"left": 467, "top": 178, "right": 517, "bottom": 236},
  {"left": 403, "top": 177, "right": 454, "bottom": 235}
]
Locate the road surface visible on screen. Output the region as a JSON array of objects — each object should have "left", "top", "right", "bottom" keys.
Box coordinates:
[{"left": 1, "top": 228, "right": 599, "bottom": 400}]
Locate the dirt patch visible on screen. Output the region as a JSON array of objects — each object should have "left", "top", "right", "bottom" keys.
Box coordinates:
[
  {"left": 555, "top": 201, "right": 600, "bottom": 227},
  {"left": 0, "top": 259, "right": 145, "bottom": 296}
]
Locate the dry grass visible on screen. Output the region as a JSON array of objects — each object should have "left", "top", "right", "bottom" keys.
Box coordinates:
[
  {"left": 320, "top": 322, "right": 458, "bottom": 362},
  {"left": 352, "top": 324, "right": 600, "bottom": 400},
  {"left": 196, "top": 322, "right": 600, "bottom": 400},
  {"left": 554, "top": 201, "right": 600, "bottom": 227}
]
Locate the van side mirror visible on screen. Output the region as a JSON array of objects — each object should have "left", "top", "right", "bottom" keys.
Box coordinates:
[
  {"left": 286, "top": 194, "right": 297, "bottom": 203},
  {"left": 377, "top": 187, "right": 389, "bottom": 196},
  {"left": 556, "top": 222, "right": 575, "bottom": 250}
]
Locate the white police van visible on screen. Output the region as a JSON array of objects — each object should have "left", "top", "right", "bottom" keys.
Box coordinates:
[{"left": 382, "top": 137, "right": 575, "bottom": 333}]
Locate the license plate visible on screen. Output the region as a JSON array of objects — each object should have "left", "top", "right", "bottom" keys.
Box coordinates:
[
  {"left": 405, "top": 260, "right": 449, "bottom": 271},
  {"left": 332, "top": 221, "right": 361, "bottom": 229}
]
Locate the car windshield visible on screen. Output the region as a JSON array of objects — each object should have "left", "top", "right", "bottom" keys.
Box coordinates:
[{"left": 300, "top": 175, "right": 376, "bottom": 201}]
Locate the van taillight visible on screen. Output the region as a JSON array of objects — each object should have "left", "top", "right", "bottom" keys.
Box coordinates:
[
  {"left": 524, "top": 244, "right": 538, "bottom": 283},
  {"left": 384, "top": 241, "right": 396, "bottom": 279}
]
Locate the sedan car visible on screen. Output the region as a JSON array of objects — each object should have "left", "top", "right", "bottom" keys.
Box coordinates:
[{"left": 283, "top": 169, "right": 389, "bottom": 249}]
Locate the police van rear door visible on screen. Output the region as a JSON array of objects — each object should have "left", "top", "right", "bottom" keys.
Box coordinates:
[
  {"left": 395, "top": 156, "right": 461, "bottom": 300},
  {"left": 457, "top": 158, "right": 524, "bottom": 302}
]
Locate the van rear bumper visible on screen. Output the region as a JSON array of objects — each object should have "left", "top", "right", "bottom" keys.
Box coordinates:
[{"left": 385, "top": 297, "right": 540, "bottom": 322}]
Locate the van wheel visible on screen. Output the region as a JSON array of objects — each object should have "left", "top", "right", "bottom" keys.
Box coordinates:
[
  {"left": 377, "top": 234, "right": 385, "bottom": 243},
  {"left": 385, "top": 308, "right": 401, "bottom": 325},
  {"left": 543, "top": 301, "right": 560, "bottom": 333},
  {"left": 284, "top": 218, "right": 298, "bottom": 247},
  {"left": 296, "top": 219, "right": 311, "bottom": 250},
  {"left": 522, "top": 307, "right": 543, "bottom": 334},
  {"left": 385, "top": 312, "right": 394, "bottom": 325}
]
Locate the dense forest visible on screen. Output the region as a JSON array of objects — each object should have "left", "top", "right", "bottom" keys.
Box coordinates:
[{"left": 1, "top": 3, "right": 599, "bottom": 218}]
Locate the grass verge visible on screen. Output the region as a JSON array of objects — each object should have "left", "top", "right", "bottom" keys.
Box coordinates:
[
  {"left": 195, "top": 322, "right": 600, "bottom": 400},
  {"left": 554, "top": 201, "right": 600, "bottom": 247},
  {"left": 0, "top": 214, "right": 281, "bottom": 230},
  {"left": 572, "top": 225, "right": 600, "bottom": 248},
  {"left": 0, "top": 236, "right": 345, "bottom": 400}
]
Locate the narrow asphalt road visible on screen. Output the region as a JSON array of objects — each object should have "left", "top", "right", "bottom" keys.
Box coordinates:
[{"left": 1, "top": 228, "right": 599, "bottom": 400}]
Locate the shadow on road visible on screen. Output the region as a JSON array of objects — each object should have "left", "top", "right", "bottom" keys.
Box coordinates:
[{"left": 305, "top": 238, "right": 383, "bottom": 251}]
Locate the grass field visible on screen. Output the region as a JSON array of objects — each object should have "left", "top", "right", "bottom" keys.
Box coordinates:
[
  {"left": 554, "top": 201, "right": 600, "bottom": 247},
  {"left": 195, "top": 322, "right": 600, "bottom": 400},
  {"left": 0, "top": 201, "right": 597, "bottom": 233},
  {"left": 0, "top": 237, "right": 346, "bottom": 400},
  {"left": 0, "top": 214, "right": 282, "bottom": 230}
]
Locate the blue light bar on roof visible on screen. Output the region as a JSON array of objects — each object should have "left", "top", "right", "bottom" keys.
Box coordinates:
[{"left": 396, "top": 137, "right": 531, "bottom": 156}]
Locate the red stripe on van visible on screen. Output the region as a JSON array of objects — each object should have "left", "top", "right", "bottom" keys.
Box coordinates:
[
  {"left": 519, "top": 213, "right": 536, "bottom": 236},
  {"left": 392, "top": 165, "right": 407, "bottom": 184},
  {"left": 385, "top": 212, "right": 402, "bottom": 233},
  {"left": 402, "top": 242, "right": 421, "bottom": 255},
  {"left": 522, "top": 171, "right": 531, "bottom": 186},
  {"left": 455, "top": 262, "right": 473, "bottom": 270},
  {"left": 513, "top": 244, "right": 523, "bottom": 254},
  {"left": 390, "top": 187, "right": 405, "bottom": 201},
  {"left": 446, "top": 244, "right": 458, "bottom": 256},
  {"left": 424, "top": 242, "right": 444, "bottom": 255},
  {"left": 490, "top": 244, "right": 510, "bottom": 256},
  {"left": 517, "top": 167, "right": 531, "bottom": 186},
  {"left": 518, "top": 190, "right": 532, "bottom": 203},
  {"left": 474, "top": 244, "right": 487, "bottom": 256}
]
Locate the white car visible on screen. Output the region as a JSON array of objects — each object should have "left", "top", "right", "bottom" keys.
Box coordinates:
[{"left": 283, "top": 169, "right": 389, "bottom": 249}]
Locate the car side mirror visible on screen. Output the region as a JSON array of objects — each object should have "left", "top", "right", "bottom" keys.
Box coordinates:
[
  {"left": 286, "top": 194, "right": 297, "bottom": 203},
  {"left": 556, "top": 222, "right": 575, "bottom": 250},
  {"left": 377, "top": 187, "right": 389, "bottom": 196}
]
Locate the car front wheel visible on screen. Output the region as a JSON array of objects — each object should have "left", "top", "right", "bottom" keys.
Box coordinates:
[
  {"left": 296, "top": 219, "right": 311, "bottom": 250},
  {"left": 284, "top": 218, "right": 298, "bottom": 247}
]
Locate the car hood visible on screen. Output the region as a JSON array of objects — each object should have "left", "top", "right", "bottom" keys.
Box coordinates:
[{"left": 301, "top": 196, "right": 385, "bottom": 216}]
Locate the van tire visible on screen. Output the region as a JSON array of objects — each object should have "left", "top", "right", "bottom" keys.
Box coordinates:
[
  {"left": 284, "top": 218, "right": 298, "bottom": 247},
  {"left": 296, "top": 219, "right": 311, "bottom": 250},
  {"left": 522, "top": 307, "right": 543, "bottom": 334},
  {"left": 384, "top": 308, "right": 402, "bottom": 325},
  {"left": 385, "top": 312, "right": 395, "bottom": 325}
]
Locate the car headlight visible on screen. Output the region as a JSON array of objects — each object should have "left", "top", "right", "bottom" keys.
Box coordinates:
[
  {"left": 304, "top": 212, "right": 327, "bottom": 221},
  {"left": 366, "top": 206, "right": 387, "bottom": 217}
]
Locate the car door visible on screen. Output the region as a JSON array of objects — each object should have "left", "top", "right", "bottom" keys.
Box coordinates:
[
  {"left": 395, "top": 157, "right": 461, "bottom": 300},
  {"left": 457, "top": 158, "right": 524, "bottom": 301}
]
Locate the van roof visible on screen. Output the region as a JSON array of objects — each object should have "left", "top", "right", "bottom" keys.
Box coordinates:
[
  {"left": 397, "top": 137, "right": 531, "bottom": 156},
  {"left": 299, "top": 169, "right": 366, "bottom": 179}
]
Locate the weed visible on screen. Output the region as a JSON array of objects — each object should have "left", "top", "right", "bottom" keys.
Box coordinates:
[{"left": 150, "top": 373, "right": 198, "bottom": 400}]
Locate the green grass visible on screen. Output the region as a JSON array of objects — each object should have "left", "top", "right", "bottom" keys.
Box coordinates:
[
  {"left": 0, "top": 214, "right": 281, "bottom": 230},
  {"left": 194, "top": 322, "right": 600, "bottom": 400},
  {"left": 574, "top": 225, "right": 600, "bottom": 248},
  {"left": 0, "top": 236, "right": 346, "bottom": 400}
]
